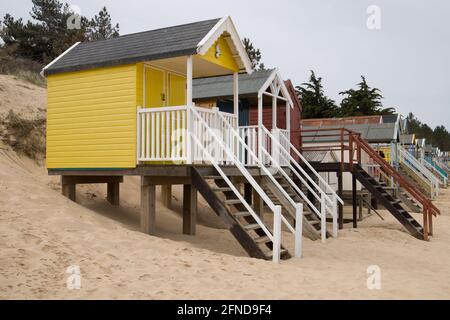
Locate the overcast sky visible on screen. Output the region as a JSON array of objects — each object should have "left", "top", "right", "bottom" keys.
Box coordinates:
[{"left": 2, "top": 0, "right": 449, "bottom": 128}]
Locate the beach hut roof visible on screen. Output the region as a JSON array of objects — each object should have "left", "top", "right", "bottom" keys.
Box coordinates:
[
  {"left": 43, "top": 17, "right": 252, "bottom": 76},
  {"left": 302, "top": 122, "right": 399, "bottom": 144},
  {"left": 193, "top": 69, "right": 274, "bottom": 99}
]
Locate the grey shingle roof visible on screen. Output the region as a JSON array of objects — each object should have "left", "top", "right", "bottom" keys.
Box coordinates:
[
  {"left": 302, "top": 123, "right": 399, "bottom": 144},
  {"left": 193, "top": 69, "right": 274, "bottom": 99},
  {"left": 44, "top": 18, "right": 221, "bottom": 76},
  {"left": 400, "top": 134, "right": 415, "bottom": 145},
  {"left": 382, "top": 114, "right": 400, "bottom": 124}
]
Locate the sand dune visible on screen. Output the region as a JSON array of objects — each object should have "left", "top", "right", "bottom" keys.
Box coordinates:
[{"left": 1, "top": 141, "right": 450, "bottom": 300}]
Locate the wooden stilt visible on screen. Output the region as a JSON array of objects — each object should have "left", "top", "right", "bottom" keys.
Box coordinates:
[
  {"left": 253, "top": 185, "right": 264, "bottom": 218},
  {"left": 161, "top": 185, "right": 172, "bottom": 209},
  {"left": 107, "top": 182, "right": 120, "bottom": 206},
  {"left": 423, "top": 210, "right": 429, "bottom": 241},
  {"left": 337, "top": 169, "right": 344, "bottom": 229},
  {"left": 141, "top": 177, "right": 156, "bottom": 235},
  {"left": 61, "top": 176, "right": 76, "bottom": 202},
  {"left": 244, "top": 183, "right": 252, "bottom": 205},
  {"left": 352, "top": 172, "right": 358, "bottom": 228},
  {"left": 183, "top": 184, "right": 197, "bottom": 235},
  {"left": 428, "top": 211, "right": 433, "bottom": 237}
]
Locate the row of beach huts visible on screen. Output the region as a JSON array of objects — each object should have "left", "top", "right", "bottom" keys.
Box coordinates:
[{"left": 41, "top": 16, "right": 447, "bottom": 262}]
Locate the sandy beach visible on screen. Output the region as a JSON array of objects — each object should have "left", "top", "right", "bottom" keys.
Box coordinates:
[{"left": 0, "top": 139, "right": 450, "bottom": 299}]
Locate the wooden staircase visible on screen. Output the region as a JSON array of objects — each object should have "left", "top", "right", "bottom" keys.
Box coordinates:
[
  {"left": 191, "top": 167, "right": 291, "bottom": 261},
  {"left": 352, "top": 134, "right": 440, "bottom": 240},
  {"left": 261, "top": 170, "right": 329, "bottom": 241},
  {"left": 353, "top": 165, "right": 425, "bottom": 239},
  {"left": 396, "top": 187, "right": 422, "bottom": 213}
]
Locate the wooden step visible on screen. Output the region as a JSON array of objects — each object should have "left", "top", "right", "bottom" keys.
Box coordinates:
[
  {"left": 204, "top": 175, "right": 223, "bottom": 180},
  {"left": 254, "top": 236, "right": 270, "bottom": 244},
  {"left": 212, "top": 187, "right": 233, "bottom": 192},
  {"left": 233, "top": 211, "right": 251, "bottom": 218},
  {"left": 244, "top": 223, "right": 261, "bottom": 231},
  {"left": 224, "top": 199, "right": 241, "bottom": 205}
]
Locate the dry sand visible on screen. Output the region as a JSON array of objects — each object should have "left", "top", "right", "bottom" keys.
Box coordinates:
[
  {"left": 1, "top": 74, "right": 450, "bottom": 299},
  {"left": 0, "top": 75, "right": 46, "bottom": 119},
  {"left": 0, "top": 141, "right": 450, "bottom": 300}
]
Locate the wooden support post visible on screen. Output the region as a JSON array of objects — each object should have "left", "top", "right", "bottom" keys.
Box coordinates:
[
  {"left": 358, "top": 195, "right": 363, "bottom": 221},
  {"left": 61, "top": 176, "right": 76, "bottom": 202},
  {"left": 352, "top": 172, "right": 358, "bottom": 228},
  {"left": 107, "top": 182, "right": 120, "bottom": 206},
  {"left": 244, "top": 183, "right": 252, "bottom": 205},
  {"left": 161, "top": 185, "right": 172, "bottom": 209},
  {"left": 183, "top": 184, "right": 197, "bottom": 235},
  {"left": 337, "top": 169, "right": 344, "bottom": 230},
  {"left": 423, "top": 209, "right": 429, "bottom": 241},
  {"left": 428, "top": 211, "right": 433, "bottom": 237},
  {"left": 141, "top": 177, "right": 156, "bottom": 235},
  {"left": 253, "top": 179, "right": 264, "bottom": 218}
]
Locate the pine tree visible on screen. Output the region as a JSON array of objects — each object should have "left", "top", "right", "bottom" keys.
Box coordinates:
[
  {"left": 0, "top": 1, "right": 118, "bottom": 63},
  {"left": 296, "top": 70, "right": 338, "bottom": 119},
  {"left": 87, "top": 7, "right": 119, "bottom": 41},
  {"left": 242, "top": 37, "right": 265, "bottom": 70},
  {"left": 338, "top": 76, "right": 395, "bottom": 116}
]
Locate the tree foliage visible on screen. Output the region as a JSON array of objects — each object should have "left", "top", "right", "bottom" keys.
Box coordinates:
[
  {"left": 295, "top": 70, "right": 338, "bottom": 118},
  {"left": 0, "top": 0, "right": 119, "bottom": 63},
  {"left": 243, "top": 37, "right": 265, "bottom": 71},
  {"left": 408, "top": 113, "right": 450, "bottom": 151},
  {"left": 86, "top": 6, "right": 119, "bottom": 41},
  {"left": 338, "top": 76, "right": 395, "bottom": 116}
]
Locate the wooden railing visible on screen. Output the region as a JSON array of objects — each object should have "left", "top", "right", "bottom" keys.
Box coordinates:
[{"left": 299, "top": 128, "right": 440, "bottom": 240}]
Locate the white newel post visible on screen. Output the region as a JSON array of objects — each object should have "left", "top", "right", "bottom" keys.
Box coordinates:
[
  {"left": 272, "top": 205, "right": 282, "bottom": 263},
  {"left": 212, "top": 107, "right": 220, "bottom": 163},
  {"left": 294, "top": 203, "right": 303, "bottom": 258},
  {"left": 233, "top": 72, "right": 239, "bottom": 117},
  {"left": 272, "top": 128, "right": 280, "bottom": 167},
  {"left": 321, "top": 192, "right": 326, "bottom": 243},
  {"left": 257, "top": 95, "right": 263, "bottom": 166},
  {"left": 186, "top": 56, "right": 193, "bottom": 164}
]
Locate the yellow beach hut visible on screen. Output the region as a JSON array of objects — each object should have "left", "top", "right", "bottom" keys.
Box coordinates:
[{"left": 43, "top": 16, "right": 342, "bottom": 262}]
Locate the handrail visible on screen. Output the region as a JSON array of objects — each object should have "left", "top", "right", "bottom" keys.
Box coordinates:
[
  {"left": 259, "top": 131, "right": 339, "bottom": 241},
  {"left": 399, "top": 147, "right": 440, "bottom": 186},
  {"left": 276, "top": 128, "right": 344, "bottom": 206},
  {"left": 398, "top": 147, "right": 440, "bottom": 198},
  {"left": 189, "top": 106, "right": 288, "bottom": 262},
  {"left": 216, "top": 111, "right": 304, "bottom": 254},
  {"left": 353, "top": 134, "right": 440, "bottom": 217},
  {"left": 297, "top": 127, "right": 440, "bottom": 240},
  {"left": 423, "top": 157, "right": 448, "bottom": 184}
]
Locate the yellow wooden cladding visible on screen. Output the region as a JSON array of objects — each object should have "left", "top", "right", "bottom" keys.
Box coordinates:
[
  {"left": 199, "top": 35, "right": 239, "bottom": 72},
  {"left": 46, "top": 64, "right": 137, "bottom": 169},
  {"left": 144, "top": 66, "right": 165, "bottom": 108},
  {"left": 168, "top": 73, "right": 186, "bottom": 106}
]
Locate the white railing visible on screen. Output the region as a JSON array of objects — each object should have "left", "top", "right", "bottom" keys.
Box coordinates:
[
  {"left": 421, "top": 158, "right": 448, "bottom": 186},
  {"left": 137, "top": 106, "right": 237, "bottom": 164},
  {"left": 137, "top": 106, "right": 188, "bottom": 162},
  {"left": 271, "top": 128, "right": 344, "bottom": 242},
  {"left": 238, "top": 126, "right": 289, "bottom": 167},
  {"left": 238, "top": 126, "right": 259, "bottom": 166},
  {"left": 190, "top": 106, "right": 303, "bottom": 262},
  {"left": 216, "top": 111, "right": 304, "bottom": 260},
  {"left": 398, "top": 146, "right": 440, "bottom": 199}
]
